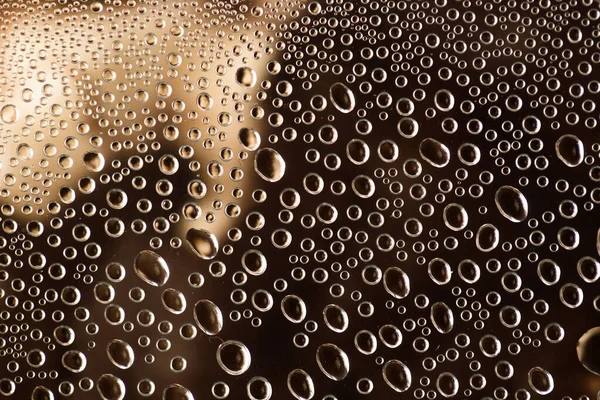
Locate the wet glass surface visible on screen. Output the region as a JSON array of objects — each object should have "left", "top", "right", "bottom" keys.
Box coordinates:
[{"left": 1, "top": 0, "right": 600, "bottom": 399}]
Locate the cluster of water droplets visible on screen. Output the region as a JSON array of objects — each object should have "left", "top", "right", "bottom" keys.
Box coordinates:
[{"left": 1, "top": 0, "right": 600, "bottom": 399}]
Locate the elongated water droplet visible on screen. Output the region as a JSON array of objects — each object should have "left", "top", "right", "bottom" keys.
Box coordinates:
[
  {"left": 133, "top": 250, "right": 170, "bottom": 287},
  {"left": 186, "top": 228, "right": 218, "bottom": 260}
]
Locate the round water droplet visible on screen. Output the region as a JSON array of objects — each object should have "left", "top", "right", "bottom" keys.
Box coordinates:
[
  {"left": 0, "top": 104, "right": 18, "bottom": 124},
  {"left": 238, "top": 127, "right": 261, "bottom": 151},
  {"left": 83, "top": 151, "right": 105, "bottom": 172},
  {"left": 436, "top": 372, "right": 459, "bottom": 398},
  {"left": 281, "top": 295, "right": 307, "bottom": 323},
  {"left": 61, "top": 350, "right": 87, "bottom": 373},
  {"left": 443, "top": 203, "right": 468, "bottom": 231},
  {"left": 236, "top": 67, "right": 257, "bottom": 87},
  {"left": 323, "top": 304, "right": 349, "bottom": 333}
]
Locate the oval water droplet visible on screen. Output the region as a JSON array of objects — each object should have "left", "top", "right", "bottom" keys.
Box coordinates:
[
  {"left": 162, "top": 288, "right": 187, "bottom": 314},
  {"left": 107, "top": 339, "right": 134, "bottom": 369},
  {"left": 528, "top": 367, "right": 554, "bottom": 395},
  {"left": 163, "top": 384, "right": 194, "bottom": 400},
  {"left": 430, "top": 302, "right": 454, "bottom": 334},
  {"left": 193, "top": 299, "right": 223, "bottom": 335},
  {"left": 238, "top": 127, "right": 261, "bottom": 151},
  {"left": 428, "top": 258, "right": 452, "bottom": 285},
  {"left": 186, "top": 228, "right": 218, "bottom": 260},
  {"left": 443, "top": 203, "right": 468, "bottom": 231},
  {"left": 476, "top": 224, "right": 500, "bottom": 252},
  {"left": 323, "top": 304, "right": 349, "bottom": 333},
  {"left": 31, "top": 386, "right": 54, "bottom": 400},
  {"left": 382, "top": 360, "right": 412, "bottom": 393},
  {"left": 287, "top": 369, "right": 315, "bottom": 400},
  {"left": 383, "top": 267, "right": 410, "bottom": 299},
  {"left": 495, "top": 185, "right": 528, "bottom": 222},
  {"left": 61, "top": 350, "right": 87, "bottom": 373},
  {"left": 133, "top": 250, "right": 170, "bottom": 287},
  {"left": 255, "top": 148, "right": 286, "bottom": 182},
  {"left": 236, "top": 67, "right": 257, "bottom": 87},
  {"left": 216, "top": 340, "right": 251, "bottom": 376},
  {"left": 83, "top": 151, "right": 105, "bottom": 172},
  {"left": 281, "top": 295, "right": 307, "bottom": 323},
  {"left": 97, "top": 374, "right": 125, "bottom": 400},
  {"left": 0, "top": 104, "right": 18, "bottom": 124},
  {"left": 555, "top": 134, "right": 584, "bottom": 167},
  {"left": 316, "top": 343, "right": 350, "bottom": 381},
  {"left": 329, "top": 82, "right": 355, "bottom": 113},
  {"left": 436, "top": 372, "right": 459, "bottom": 398},
  {"left": 419, "top": 138, "right": 450, "bottom": 168}
]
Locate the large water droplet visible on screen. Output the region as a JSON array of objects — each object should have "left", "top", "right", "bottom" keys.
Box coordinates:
[
  {"left": 287, "top": 369, "right": 315, "bottom": 400},
  {"left": 495, "top": 185, "right": 528, "bottom": 222},
  {"left": 107, "top": 339, "right": 134, "bottom": 369},
  {"left": 430, "top": 302, "right": 454, "bottom": 334},
  {"left": 133, "top": 250, "right": 170, "bottom": 287},
  {"left": 216, "top": 340, "right": 251, "bottom": 376},
  {"left": 577, "top": 327, "right": 600, "bottom": 375},
  {"left": 83, "top": 151, "right": 105, "bottom": 172},
  {"left": 476, "top": 224, "right": 500, "bottom": 252},
  {"left": 255, "top": 148, "right": 286, "bottom": 182},
  {"left": 329, "top": 82, "right": 355, "bottom": 113},
  {"left": 193, "top": 299, "right": 223, "bottom": 335},
  {"left": 382, "top": 360, "right": 412, "bottom": 393},
  {"left": 316, "top": 343, "right": 350, "bottom": 381},
  {"left": 97, "top": 374, "right": 125, "bottom": 400},
  {"left": 528, "top": 367, "right": 554, "bottom": 395},
  {"left": 419, "top": 138, "right": 450, "bottom": 168},
  {"left": 383, "top": 267, "right": 410, "bottom": 299},
  {"left": 555, "top": 134, "right": 584, "bottom": 167},
  {"left": 186, "top": 228, "right": 219, "bottom": 260},
  {"left": 163, "top": 384, "right": 194, "bottom": 400}
]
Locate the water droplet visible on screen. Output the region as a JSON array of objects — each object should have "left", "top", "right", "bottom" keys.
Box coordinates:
[
  {"left": 287, "top": 369, "right": 315, "bottom": 400},
  {"left": 382, "top": 360, "right": 412, "bottom": 393},
  {"left": 329, "top": 82, "right": 355, "bottom": 114},
  {"left": 186, "top": 228, "right": 219, "bottom": 260},
  {"left": 193, "top": 299, "right": 223, "bottom": 335},
  {"left": 383, "top": 267, "right": 410, "bottom": 299},
  {"left": 216, "top": 340, "right": 251, "bottom": 376},
  {"left": 555, "top": 134, "right": 584, "bottom": 167},
  {"left": 133, "top": 250, "right": 170, "bottom": 287},
  {"left": 316, "top": 343, "right": 350, "bottom": 381},
  {"left": 495, "top": 186, "right": 528, "bottom": 222},
  {"left": 255, "top": 148, "right": 286, "bottom": 182},
  {"left": 107, "top": 339, "right": 134, "bottom": 369},
  {"left": 430, "top": 302, "right": 454, "bottom": 334}
]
